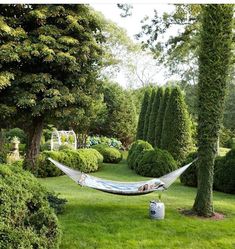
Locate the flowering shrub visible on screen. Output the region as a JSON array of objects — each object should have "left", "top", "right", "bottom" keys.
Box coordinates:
[{"left": 87, "top": 136, "right": 122, "bottom": 149}]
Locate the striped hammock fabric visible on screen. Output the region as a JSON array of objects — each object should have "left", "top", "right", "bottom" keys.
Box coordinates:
[{"left": 48, "top": 158, "right": 196, "bottom": 196}]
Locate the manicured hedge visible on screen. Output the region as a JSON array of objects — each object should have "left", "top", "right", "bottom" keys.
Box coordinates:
[
  {"left": 180, "top": 149, "right": 235, "bottom": 194},
  {"left": 59, "top": 144, "right": 76, "bottom": 151},
  {"left": 92, "top": 144, "right": 122, "bottom": 163},
  {"left": 135, "top": 148, "right": 177, "bottom": 177},
  {"left": 40, "top": 140, "right": 51, "bottom": 151},
  {"left": 79, "top": 148, "right": 104, "bottom": 164},
  {"left": 179, "top": 152, "right": 198, "bottom": 187},
  {"left": 33, "top": 148, "right": 103, "bottom": 177},
  {"left": 127, "top": 140, "right": 153, "bottom": 169},
  {"left": 214, "top": 149, "right": 235, "bottom": 194},
  {"left": 0, "top": 164, "right": 61, "bottom": 249},
  {"left": 34, "top": 151, "right": 64, "bottom": 177}
]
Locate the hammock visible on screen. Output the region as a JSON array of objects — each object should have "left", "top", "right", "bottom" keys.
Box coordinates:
[{"left": 48, "top": 158, "right": 197, "bottom": 196}]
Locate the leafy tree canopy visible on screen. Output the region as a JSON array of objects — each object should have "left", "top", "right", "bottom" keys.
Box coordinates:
[
  {"left": 137, "top": 4, "right": 202, "bottom": 84},
  {"left": 98, "top": 80, "right": 137, "bottom": 147},
  {"left": 0, "top": 4, "right": 105, "bottom": 167},
  {"left": 0, "top": 4, "right": 104, "bottom": 125}
]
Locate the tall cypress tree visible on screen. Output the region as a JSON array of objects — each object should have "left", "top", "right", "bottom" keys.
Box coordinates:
[
  {"left": 193, "top": 5, "right": 233, "bottom": 217},
  {"left": 136, "top": 88, "right": 152, "bottom": 140},
  {"left": 143, "top": 88, "right": 155, "bottom": 141},
  {"left": 161, "top": 87, "right": 192, "bottom": 162},
  {"left": 147, "top": 88, "right": 163, "bottom": 146},
  {"left": 155, "top": 87, "right": 171, "bottom": 147}
]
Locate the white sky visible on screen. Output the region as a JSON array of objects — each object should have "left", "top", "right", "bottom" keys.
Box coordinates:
[
  {"left": 91, "top": 3, "right": 175, "bottom": 39},
  {"left": 90, "top": 3, "right": 179, "bottom": 88}
]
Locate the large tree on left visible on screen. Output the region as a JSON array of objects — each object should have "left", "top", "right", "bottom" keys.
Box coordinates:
[{"left": 0, "top": 4, "right": 104, "bottom": 168}]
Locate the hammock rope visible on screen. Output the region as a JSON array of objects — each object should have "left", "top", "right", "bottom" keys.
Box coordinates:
[{"left": 48, "top": 158, "right": 197, "bottom": 196}]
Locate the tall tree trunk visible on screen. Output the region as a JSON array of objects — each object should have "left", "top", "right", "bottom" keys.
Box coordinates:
[
  {"left": 25, "top": 116, "right": 44, "bottom": 169},
  {"left": 193, "top": 5, "right": 233, "bottom": 217}
]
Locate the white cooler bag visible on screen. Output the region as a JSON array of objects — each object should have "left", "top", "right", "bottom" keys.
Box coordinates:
[{"left": 149, "top": 200, "right": 165, "bottom": 219}]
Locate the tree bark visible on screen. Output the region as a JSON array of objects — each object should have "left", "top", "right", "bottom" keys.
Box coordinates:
[
  {"left": 193, "top": 145, "right": 215, "bottom": 216},
  {"left": 193, "top": 5, "right": 233, "bottom": 217},
  {"left": 76, "top": 132, "right": 88, "bottom": 148},
  {"left": 25, "top": 116, "right": 44, "bottom": 169}
]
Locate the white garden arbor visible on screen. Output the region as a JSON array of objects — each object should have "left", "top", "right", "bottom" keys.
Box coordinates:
[{"left": 50, "top": 130, "right": 77, "bottom": 151}]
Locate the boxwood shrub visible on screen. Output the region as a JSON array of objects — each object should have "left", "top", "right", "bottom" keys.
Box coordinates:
[
  {"left": 179, "top": 152, "right": 198, "bottom": 187},
  {"left": 214, "top": 149, "right": 235, "bottom": 194},
  {"left": 180, "top": 149, "right": 235, "bottom": 194},
  {"left": 135, "top": 148, "right": 177, "bottom": 177},
  {"left": 58, "top": 144, "right": 76, "bottom": 151},
  {"left": 127, "top": 140, "right": 153, "bottom": 169},
  {"left": 79, "top": 148, "right": 104, "bottom": 164},
  {"left": 33, "top": 151, "right": 64, "bottom": 177},
  {"left": 0, "top": 164, "right": 61, "bottom": 249},
  {"left": 76, "top": 148, "right": 103, "bottom": 170},
  {"left": 40, "top": 140, "right": 51, "bottom": 151},
  {"left": 92, "top": 144, "right": 122, "bottom": 163},
  {"left": 33, "top": 148, "right": 103, "bottom": 177}
]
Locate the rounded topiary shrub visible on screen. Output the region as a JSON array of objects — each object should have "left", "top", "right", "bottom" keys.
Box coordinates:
[
  {"left": 127, "top": 140, "right": 153, "bottom": 169},
  {"left": 34, "top": 150, "right": 64, "bottom": 177},
  {"left": 92, "top": 144, "right": 122, "bottom": 163},
  {"left": 134, "top": 149, "right": 153, "bottom": 172},
  {"left": 180, "top": 152, "right": 198, "bottom": 187},
  {"left": 59, "top": 144, "right": 76, "bottom": 151},
  {"left": 76, "top": 148, "right": 103, "bottom": 170},
  {"left": 0, "top": 164, "right": 61, "bottom": 249},
  {"left": 34, "top": 148, "right": 102, "bottom": 177},
  {"left": 81, "top": 148, "right": 103, "bottom": 164},
  {"left": 135, "top": 148, "right": 177, "bottom": 177},
  {"left": 40, "top": 140, "right": 51, "bottom": 152},
  {"left": 214, "top": 149, "right": 235, "bottom": 194},
  {"left": 127, "top": 140, "right": 140, "bottom": 166}
]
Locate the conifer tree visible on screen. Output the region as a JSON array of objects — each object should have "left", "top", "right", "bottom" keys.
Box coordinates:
[
  {"left": 99, "top": 81, "right": 137, "bottom": 147},
  {"left": 155, "top": 87, "right": 171, "bottom": 147},
  {"left": 147, "top": 88, "right": 163, "bottom": 146},
  {"left": 193, "top": 5, "right": 233, "bottom": 217},
  {"left": 161, "top": 87, "right": 192, "bottom": 162},
  {"left": 143, "top": 88, "right": 155, "bottom": 141},
  {"left": 136, "top": 88, "right": 152, "bottom": 140}
]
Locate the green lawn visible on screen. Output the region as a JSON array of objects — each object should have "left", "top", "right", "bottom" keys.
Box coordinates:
[{"left": 39, "top": 157, "right": 235, "bottom": 249}]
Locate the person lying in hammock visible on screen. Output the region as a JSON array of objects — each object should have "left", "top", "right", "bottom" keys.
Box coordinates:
[{"left": 138, "top": 182, "right": 166, "bottom": 192}]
